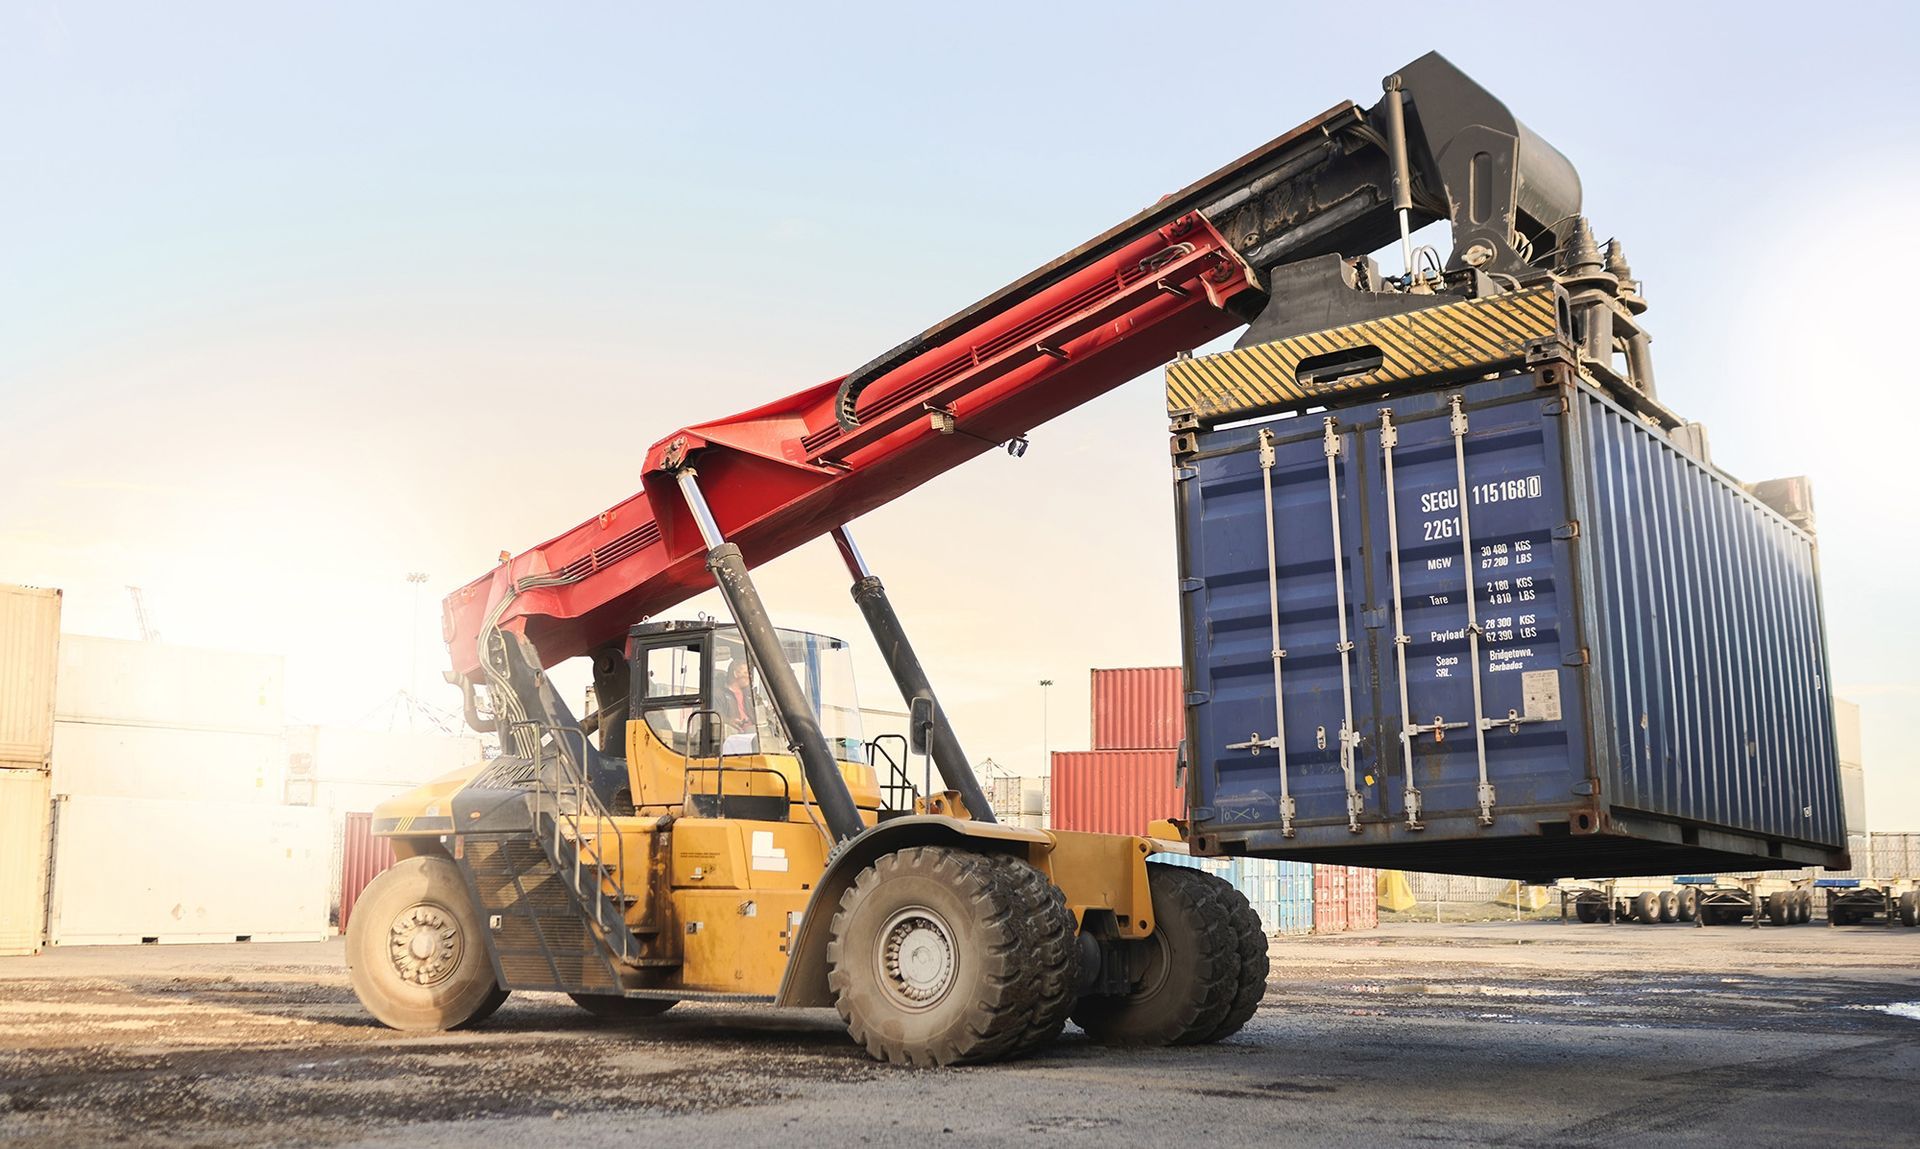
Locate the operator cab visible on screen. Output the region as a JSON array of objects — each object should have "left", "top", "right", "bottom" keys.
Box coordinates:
[{"left": 623, "top": 620, "right": 902, "bottom": 821}]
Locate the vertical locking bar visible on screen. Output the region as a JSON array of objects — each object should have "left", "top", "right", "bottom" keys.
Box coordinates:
[
  {"left": 1450, "top": 395, "right": 1497, "bottom": 824},
  {"left": 1257, "top": 429, "right": 1294, "bottom": 837},
  {"left": 1323, "top": 418, "right": 1363, "bottom": 832},
  {"left": 1377, "top": 409, "right": 1424, "bottom": 830}
]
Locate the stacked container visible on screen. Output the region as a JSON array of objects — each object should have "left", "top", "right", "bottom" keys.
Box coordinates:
[
  {"left": 1151, "top": 851, "right": 1314, "bottom": 935},
  {"left": 0, "top": 585, "right": 60, "bottom": 955},
  {"left": 45, "top": 635, "right": 330, "bottom": 945},
  {"left": 1054, "top": 664, "right": 1377, "bottom": 934}
]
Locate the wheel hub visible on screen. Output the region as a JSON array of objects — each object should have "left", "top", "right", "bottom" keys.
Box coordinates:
[
  {"left": 877, "top": 907, "right": 956, "bottom": 1009},
  {"left": 388, "top": 903, "right": 462, "bottom": 985}
]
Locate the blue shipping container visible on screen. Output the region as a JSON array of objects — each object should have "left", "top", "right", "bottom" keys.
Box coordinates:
[
  {"left": 1149, "top": 853, "right": 1315, "bottom": 935},
  {"left": 1174, "top": 370, "right": 1846, "bottom": 880}
]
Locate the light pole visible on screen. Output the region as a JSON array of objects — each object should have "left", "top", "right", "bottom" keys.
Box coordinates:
[
  {"left": 406, "top": 572, "right": 430, "bottom": 729},
  {"left": 1038, "top": 678, "right": 1054, "bottom": 822}
]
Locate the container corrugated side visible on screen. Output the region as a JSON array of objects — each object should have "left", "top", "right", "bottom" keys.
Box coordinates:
[
  {"left": 1345, "top": 865, "right": 1379, "bottom": 930},
  {"left": 1148, "top": 852, "right": 1314, "bottom": 935},
  {"left": 1090, "top": 667, "right": 1183, "bottom": 751},
  {"left": 55, "top": 636, "right": 284, "bottom": 734},
  {"left": 0, "top": 768, "right": 52, "bottom": 954},
  {"left": 48, "top": 796, "right": 330, "bottom": 945},
  {"left": 1312, "top": 865, "right": 1350, "bottom": 933},
  {"left": 0, "top": 585, "right": 61, "bottom": 766},
  {"left": 338, "top": 811, "right": 396, "bottom": 931},
  {"left": 1177, "top": 370, "right": 1846, "bottom": 879},
  {"left": 51, "top": 721, "right": 285, "bottom": 804},
  {"left": 1049, "top": 750, "right": 1181, "bottom": 836}
]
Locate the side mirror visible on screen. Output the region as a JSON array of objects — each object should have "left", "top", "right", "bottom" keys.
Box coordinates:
[{"left": 908, "top": 695, "right": 936, "bottom": 757}]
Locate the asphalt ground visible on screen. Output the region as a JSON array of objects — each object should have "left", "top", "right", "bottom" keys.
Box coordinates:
[{"left": 0, "top": 920, "right": 1914, "bottom": 1147}]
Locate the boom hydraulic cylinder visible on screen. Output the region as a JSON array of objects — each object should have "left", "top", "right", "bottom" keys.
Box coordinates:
[
  {"left": 831, "top": 527, "right": 996, "bottom": 822},
  {"left": 675, "top": 470, "right": 866, "bottom": 842}
]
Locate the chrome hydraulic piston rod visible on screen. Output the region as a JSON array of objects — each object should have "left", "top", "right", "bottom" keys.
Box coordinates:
[
  {"left": 831, "top": 527, "right": 996, "bottom": 822},
  {"left": 676, "top": 470, "right": 866, "bottom": 842}
]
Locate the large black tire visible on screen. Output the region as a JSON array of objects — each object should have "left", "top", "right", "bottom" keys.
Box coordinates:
[
  {"left": 979, "top": 854, "right": 1080, "bottom": 1058},
  {"left": 1676, "top": 888, "right": 1700, "bottom": 922},
  {"left": 568, "top": 994, "right": 676, "bottom": 1020},
  {"left": 1899, "top": 891, "right": 1919, "bottom": 928},
  {"left": 1658, "top": 890, "right": 1678, "bottom": 923},
  {"left": 347, "top": 855, "right": 508, "bottom": 1031},
  {"left": 1575, "top": 900, "right": 1601, "bottom": 924},
  {"left": 1796, "top": 890, "right": 1814, "bottom": 924},
  {"left": 1632, "top": 892, "right": 1662, "bottom": 924},
  {"left": 1196, "top": 872, "right": 1270, "bottom": 1043},
  {"left": 826, "top": 846, "right": 1067, "bottom": 1067},
  {"left": 1071, "top": 863, "right": 1240, "bottom": 1046},
  {"left": 1766, "top": 892, "right": 1791, "bottom": 926}
]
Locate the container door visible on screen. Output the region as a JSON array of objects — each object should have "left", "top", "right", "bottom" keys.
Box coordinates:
[
  {"left": 1177, "top": 412, "right": 1377, "bottom": 835},
  {"left": 1356, "top": 387, "right": 1588, "bottom": 834}
]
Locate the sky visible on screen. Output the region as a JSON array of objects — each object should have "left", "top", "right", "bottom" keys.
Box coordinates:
[{"left": 3, "top": 3, "right": 1916, "bottom": 830}]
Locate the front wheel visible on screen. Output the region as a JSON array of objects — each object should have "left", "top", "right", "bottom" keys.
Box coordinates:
[
  {"left": 826, "top": 846, "right": 1073, "bottom": 1067},
  {"left": 347, "top": 855, "right": 507, "bottom": 1031},
  {"left": 1899, "top": 891, "right": 1919, "bottom": 927},
  {"left": 1631, "top": 892, "right": 1661, "bottom": 924}
]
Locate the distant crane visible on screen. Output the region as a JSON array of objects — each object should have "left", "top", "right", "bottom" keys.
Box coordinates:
[{"left": 125, "top": 585, "right": 160, "bottom": 642}]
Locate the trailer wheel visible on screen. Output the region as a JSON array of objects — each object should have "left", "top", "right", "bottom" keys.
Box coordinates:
[
  {"left": 568, "top": 994, "right": 675, "bottom": 1020},
  {"left": 1676, "top": 888, "right": 1699, "bottom": 922},
  {"left": 827, "top": 846, "right": 1061, "bottom": 1066},
  {"left": 1899, "top": 892, "right": 1919, "bottom": 928},
  {"left": 1575, "top": 900, "right": 1601, "bottom": 924},
  {"left": 1072, "top": 864, "right": 1239, "bottom": 1046},
  {"left": 1797, "top": 890, "right": 1815, "bottom": 924},
  {"left": 346, "top": 855, "right": 508, "bottom": 1032},
  {"left": 1765, "top": 892, "right": 1791, "bottom": 926},
  {"left": 1631, "top": 892, "right": 1662, "bottom": 924},
  {"left": 1831, "top": 906, "right": 1855, "bottom": 926},
  {"left": 1658, "top": 890, "right": 1678, "bottom": 923}
]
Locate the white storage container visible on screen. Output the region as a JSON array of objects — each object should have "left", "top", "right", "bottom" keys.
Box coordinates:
[
  {"left": 51, "top": 721, "right": 285, "bottom": 803},
  {"left": 0, "top": 585, "right": 61, "bottom": 766},
  {"left": 48, "top": 796, "right": 330, "bottom": 945},
  {"left": 0, "top": 768, "right": 52, "bottom": 954},
  {"left": 285, "top": 725, "right": 483, "bottom": 791},
  {"left": 55, "top": 636, "right": 283, "bottom": 734}
]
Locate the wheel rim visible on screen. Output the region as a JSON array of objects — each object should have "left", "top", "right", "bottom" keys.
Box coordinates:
[
  {"left": 388, "top": 902, "right": 463, "bottom": 986},
  {"left": 875, "top": 906, "right": 958, "bottom": 1011}
]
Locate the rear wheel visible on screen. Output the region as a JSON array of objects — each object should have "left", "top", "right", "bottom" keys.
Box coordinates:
[
  {"left": 1900, "top": 891, "right": 1919, "bottom": 928},
  {"left": 1796, "top": 890, "right": 1814, "bottom": 924},
  {"left": 1072, "top": 863, "right": 1242, "bottom": 1046},
  {"left": 347, "top": 855, "right": 508, "bottom": 1031},
  {"left": 1766, "top": 892, "right": 1791, "bottom": 926},
  {"left": 568, "top": 994, "right": 675, "bottom": 1020},
  {"left": 826, "top": 846, "right": 1070, "bottom": 1066},
  {"left": 1575, "top": 900, "right": 1601, "bottom": 924},
  {"left": 1676, "top": 888, "right": 1700, "bottom": 922},
  {"left": 1632, "top": 892, "right": 1661, "bottom": 924},
  {"left": 1658, "top": 890, "right": 1678, "bottom": 923}
]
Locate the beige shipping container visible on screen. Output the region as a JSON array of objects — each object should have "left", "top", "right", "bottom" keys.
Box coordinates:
[
  {"left": 55, "top": 636, "right": 283, "bottom": 734},
  {"left": 0, "top": 585, "right": 62, "bottom": 766},
  {"left": 0, "top": 768, "right": 53, "bottom": 954},
  {"left": 48, "top": 795, "right": 330, "bottom": 945}
]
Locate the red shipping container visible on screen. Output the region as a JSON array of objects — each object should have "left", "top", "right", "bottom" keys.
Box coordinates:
[
  {"left": 1050, "top": 750, "right": 1182, "bottom": 836},
  {"left": 1312, "top": 866, "right": 1380, "bottom": 933},
  {"left": 1346, "top": 866, "right": 1379, "bottom": 931},
  {"left": 338, "top": 811, "right": 397, "bottom": 932},
  {"left": 1089, "top": 667, "right": 1182, "bottom": 751},
  {"left": 1313, "top": 865, "right": 1350, "bottom": 933}
]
